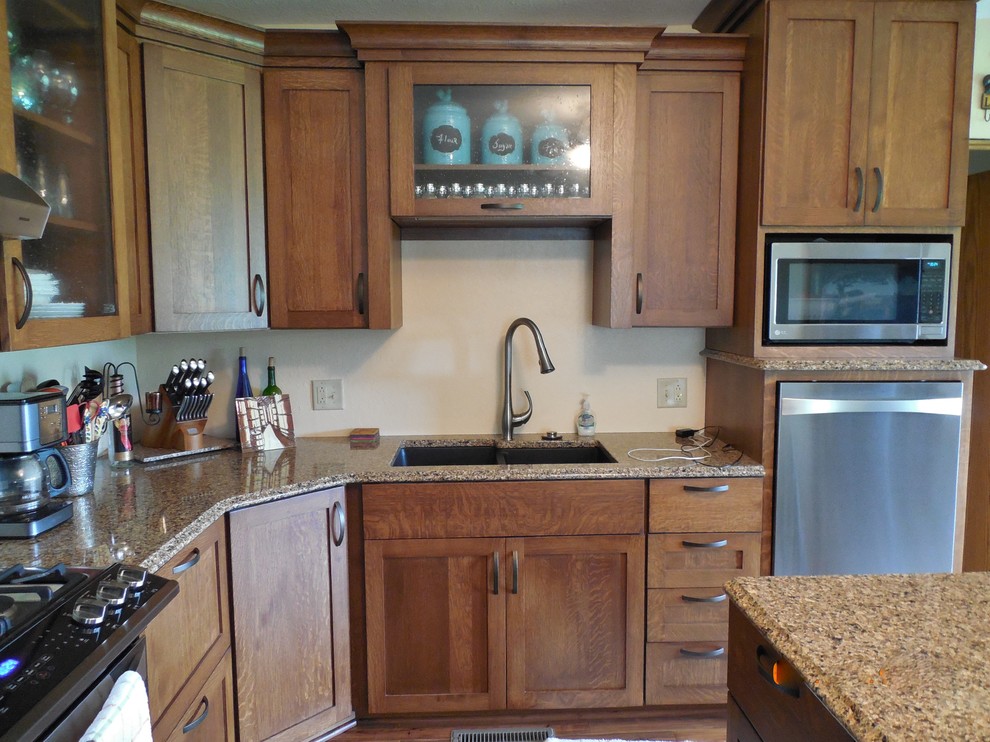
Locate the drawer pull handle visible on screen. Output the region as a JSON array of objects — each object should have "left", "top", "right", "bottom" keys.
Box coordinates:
[
  {"left": 682, "top": 539, "right": 728, "bottom": 549},
  {"left": 757, "top": 644, "right": 801, "bottom": 698},
  {"left": 679, "top": 646, "right": 725, "bottom": 659},
  {"left": 853, "top": 166, "right": 864, "bottom": 212},
  {"left": 182, "top": 697, "right": 210, "bottom": 734},
  {"left": 12, "top": 257, "right": 32, "bottom": 330},
  {"left": 331, "top": 501, "right": 346, "bottom": 547},
  {"left": 681, "top": 592, "right": 727, "bottom": 603},
  {"left": 356, "top": 272, "right": 366, "bottom": 316},
  {"left": 635, "top": 272, "right": 644, "bottom": 315},
  {"left": 872, "top": 166, "right": 884, "bottom": 213},
  {"left": 480, "top": 202, "right": 524, "bottom": 210},
  {"left": 683, "top": 484, "right": 729, "bottom": 493},
  {"left": 493, "top": 551, "right": 500, "bottom": 595},
  {"left": 511, "top": 550, "right": 519, "bottom": 594},
  {"left": 172, "top": 548, "right": 201, "bottom": 575},
  {"left": 252, "top": 273, "right": 266, "bottom": 317}
]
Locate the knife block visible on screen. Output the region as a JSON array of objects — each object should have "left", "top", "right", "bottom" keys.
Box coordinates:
[{"left": 142, "top": 385, "right": 209, "bottom": 451}]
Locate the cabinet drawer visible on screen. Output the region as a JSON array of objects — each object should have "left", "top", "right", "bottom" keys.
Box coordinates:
[
  {"left": 164, "top": 650, "right": 236, "bottom": 742},
  {"left": 146, "top": 518, "right": 231, "bottom": 736},
  {"left": 649, "top": 478, "right": 762, "bottom": 532},
  {"left": 647, "top": 587, "right": 728, "bottom": 642},
  {"left": 645, "top": 641, "right": 728, "bottom": 705},
  {"left": 647, "top": 532, "right": 760, "bottom": 588},
  {"left": 363, "top": 480, "right": 645, "bottom": 539},
  {"left": 728, "top": 602, "right": 854, "bottom": 741}
]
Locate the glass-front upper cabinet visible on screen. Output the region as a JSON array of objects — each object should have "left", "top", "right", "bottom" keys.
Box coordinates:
[
  {"left": 1, "top": 0, "right": 128, "bottom": 350},
  {"left": 388, "top": 63, "right": 614, "bottom": 220}
]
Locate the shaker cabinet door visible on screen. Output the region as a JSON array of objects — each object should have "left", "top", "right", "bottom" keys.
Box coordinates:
[{"left": 144, "top": 43, "right": 267, "bottom": 331}]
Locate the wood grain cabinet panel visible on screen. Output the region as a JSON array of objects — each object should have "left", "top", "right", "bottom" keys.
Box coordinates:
[
  {"left": 263, "top": 69, "right": 369, "bottom": 329},
  {"left": 762, "top": 0, "right": 973, "bottom": 227},
  {"left": 649, "top": 478, "right": 762, "bottom": 533},
  {"left": 145, "top": 518, "right": 230, "bottom": 738},
  {"left": 647, "top": 587, "right": 729, "bottom": 643},
  {"left": 163, "top": 650, "right": 236, "bottom": 742},
  {"left": 645, "top": 641, "right": 729, "bottom": 705},
  {"left": 632, "top": 71, "right": 738, "bottom": 327},
  {"left": 144, "top": 43, "right": 267, "bottom": 331},
  {"left": 228, "top": 487, "right": 353, "bottom": 742},
  {"left": 648, "top": 532, "right": 761, "bottom": 588}
]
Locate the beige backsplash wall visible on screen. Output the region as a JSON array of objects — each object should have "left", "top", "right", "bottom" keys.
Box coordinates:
[{"left": 5, "top": 239, "right": 710, "bottom": 438}]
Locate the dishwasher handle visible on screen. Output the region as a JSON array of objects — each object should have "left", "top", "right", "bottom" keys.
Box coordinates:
[{"left": 779, "top": 396, "right": 963, "bottom": 417}]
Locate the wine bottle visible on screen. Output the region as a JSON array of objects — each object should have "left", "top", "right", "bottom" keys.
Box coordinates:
[
  {"left": 234, "top": 348, "right": 252, "bottom": 444},
  {"left": 262, "top": 356, "right": 281, "bottom": 396}
]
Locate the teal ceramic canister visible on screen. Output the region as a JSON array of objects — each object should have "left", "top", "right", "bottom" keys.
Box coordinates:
[
  {"left": 423, "top": 88, "right": 471, "bottom": 165},
  {"left": 481, "top": 100, "right": 523, "bottom": 165},
  {"left": 531, "top": 112, "right": 569, "bottom": 166}
]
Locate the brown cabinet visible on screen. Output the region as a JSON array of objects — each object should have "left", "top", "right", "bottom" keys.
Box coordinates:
[
  {"left": 143, "top": 42, "right": 267, "bottom": 331},
  {"left": 263, "top": 68, "right": 370, "bottom": 329},
  {"left": 645, "top": 477, "right": 761, "bottom": 705},
  {"left": 145, "top": 518, "right": 231, "bottom": 738},
  {"left": 362, "top": 480, "right": 645, "bottom": 714},
  {"left": 228, "top": 487, "right": 353, "bottom": 742},
  {"left": 762, "top": 0, "right": 973, "bottom": 228},
  {"left": 162, "top": 649, "right": 237, "bottom": 742},
  {"left": 632, "top": 70, "right": 739, "bottom": 327},
  {"left": 0, "top": 0, "right": 131, "bottom": 350}
]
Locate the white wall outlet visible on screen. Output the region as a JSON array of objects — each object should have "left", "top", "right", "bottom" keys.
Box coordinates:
[
  {"left": 657, "top": 377, "right": 687, "bottom": 408},
  {"left": 312, "top": 379, "right": 343, "bottom": 410}
]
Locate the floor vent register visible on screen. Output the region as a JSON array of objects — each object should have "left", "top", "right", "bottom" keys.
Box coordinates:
[{"left": 450, "top": 727, "right": 556, "bottom": 742}]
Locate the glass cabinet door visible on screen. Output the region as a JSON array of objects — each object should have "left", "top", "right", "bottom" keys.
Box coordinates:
[
  {"left": 388, "top": 63, "right": 613, "bottom": 220},
  {"left": 2, "top": 0, "right": 126, "bottom": 348}
]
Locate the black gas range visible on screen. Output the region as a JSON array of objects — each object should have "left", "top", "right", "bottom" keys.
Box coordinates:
[{"left": 0, "top": 563, "right": 178, "bottom": 741}]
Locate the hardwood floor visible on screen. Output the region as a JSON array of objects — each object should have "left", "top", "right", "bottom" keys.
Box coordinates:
[{"left": 333, "top": 706, "right": 728, "bottom": 741}]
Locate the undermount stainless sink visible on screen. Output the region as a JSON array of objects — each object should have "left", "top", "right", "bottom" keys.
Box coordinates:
[{"left": 390, "top": 443, "right": 616, "bottom": 467}]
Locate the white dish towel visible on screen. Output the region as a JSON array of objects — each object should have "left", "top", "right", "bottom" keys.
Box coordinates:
[{"left": 78, "top": 670, "right": 153, "bottom": 742}]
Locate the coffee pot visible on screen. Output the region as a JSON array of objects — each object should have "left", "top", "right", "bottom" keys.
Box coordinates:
[
  {"left": 0, "top": 448, "right": 70, "bottom": 515},
  {"left": 0, "top": 390, "right": 71, "bottom": 515}
]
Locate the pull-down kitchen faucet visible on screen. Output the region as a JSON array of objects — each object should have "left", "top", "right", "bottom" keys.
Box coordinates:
[{"left": 502, "top": 317, "right": 555, "bottom": 441}]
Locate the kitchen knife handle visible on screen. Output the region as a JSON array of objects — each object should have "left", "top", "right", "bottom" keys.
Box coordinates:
[
  {"left": 172, "top": 547, "right": 201, "bottom": 575},
  {"left": 357, "top": 272, "right": 366, "bottom": 316},
  {"left": 636, "top": 272, "right": 644, "bottom": 315},
  {"left": 11, "top": 257, "right": 32, "bottom": 329},
  {"left": 331, "top": 501, "right": 346, "bottom": 547},
  {"left": 683, "top": 483, "right": 729, "bottom": 493},
  {"left": 682, "top": 539, "right": 728, "bottom": 549},
  {"left": 182, "top": 697, "right": 210, "bottom": 734},
  {"left": 872, "top": 167, "right": 884, "bottom": 213},
  {"left": 493, "top": 551, "right": 500, "bottom": 595},
  {"left": 252, "top": 273, "right": 265, "bottom": 317},
  {"left": 511, "top": 550, "right": 519, "bottom": 594},
  {"left": 853, "top": 166, "right": 864, "bottom": 212}
]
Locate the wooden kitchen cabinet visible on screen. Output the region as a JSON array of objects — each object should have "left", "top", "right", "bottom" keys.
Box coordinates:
[
  {"left": 362, "top": 480, "right": 645, "bottom": 714},
  {"left": 0, "top": 0, "right": 132, "bottom": 350},
  {"left": 143, "top": 42, "right": 267, "bottom": 331},
  {"left": 632, "top": 70, "right": 739, "bottom": 327},
  {"left": 762, "top": 0, "right": 973, "bottom": 228},
  {"left": 162, "top": 650, "right": 237, "bottom": 742},
  {"left": 263, "top": 68, "right": 369, "bottom": 329},
  {"left": 145, "top": 517, "right": 231, "bottom": 738},
  {"left": 228, "top": 487, "right": 354, "bottom": 742},
  {"left": 645, "top": 477, "right": 762, "bottom": 705}
]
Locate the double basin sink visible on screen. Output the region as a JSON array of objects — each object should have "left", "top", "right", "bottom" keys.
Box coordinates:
[{"left": 391, "top": 442, "right": 617, "bottom": 467}]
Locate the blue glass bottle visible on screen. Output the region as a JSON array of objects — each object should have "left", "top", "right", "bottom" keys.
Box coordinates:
[{"left": 234, "top": 347, "right": 252, "bottom": 442}]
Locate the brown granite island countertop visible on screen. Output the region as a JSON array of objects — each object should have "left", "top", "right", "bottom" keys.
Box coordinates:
[
  {"left": 727, "top": 573, "right": 990, "bottom": 741},
  {"left": 0, "top": 432, "right": 760, "bottom": 573}
]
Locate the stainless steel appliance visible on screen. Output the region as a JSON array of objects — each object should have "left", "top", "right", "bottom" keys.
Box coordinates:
[
  {"left": 0, "top": 563, "right": 177, "bottom": 741},
  {"left": 0, "top": 393, "right": 73, "bottom": 538},
  {"left": 774, "top": 381, "right": 963, "bottom": 575},
  {"left": 765, "top": 236, "right": 951, "bottom": 344}
]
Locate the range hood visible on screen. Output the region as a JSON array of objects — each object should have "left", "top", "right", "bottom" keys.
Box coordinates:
[{"left": 0, "top": 169, "right": 50, "bottom": 240}]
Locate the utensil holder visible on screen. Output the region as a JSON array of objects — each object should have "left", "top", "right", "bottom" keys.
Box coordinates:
[{"left": 142, "top": 385, "right": 212, "bottom": 451}]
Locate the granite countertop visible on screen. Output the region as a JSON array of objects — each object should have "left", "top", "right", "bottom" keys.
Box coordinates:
[
  {"left": 3, "top": 432, "right": 761, "bottom": 573},
  {"left": 702, "top": 348, "right": 987, "bottom": 372},
  {"left": 727, "top": 573, "right": 990, "bottom": 741}
]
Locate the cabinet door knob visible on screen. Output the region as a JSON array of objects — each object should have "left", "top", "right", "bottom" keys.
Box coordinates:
[
  {"left": 357, "top": 272, "right": 366, "bottom": 316},
  {"left": 872, "top": 167, "right": 884, "bottom": 213},
  {"left": 11, "top": 257, "right": 32, "bottom": 330},
  {"left": 252, "top": 273, "right": 266, "bottom": 317},
  {"left": 331, "top": 501, "right": 346, "bottom": 547},
  {"left": 182, "top": 697, "right": 210, "bottom": 734},
  {"left": 853, "top": 166, "right": 864, "bottom": 212},
  {"left": 636, "top": 272, "right": 644, "bottom": 315}
]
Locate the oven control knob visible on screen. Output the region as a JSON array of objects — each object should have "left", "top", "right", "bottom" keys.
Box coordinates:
[
  {"left": 72, "top": 598, "right": 109, "bottom": 626},
  {"left": 117, "top": 567, "right": 147, "bottom": 589},
  {"left": 96, "top": 580, "right": 129, "bottom": 607}
]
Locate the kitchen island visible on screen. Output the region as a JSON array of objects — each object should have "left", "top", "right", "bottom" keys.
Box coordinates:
[
  {"left": 726, "top": 572, "right": 990, "bottom": 741},
  {"left": 0, "top": 432, "right": 758, "bottom": 571}
]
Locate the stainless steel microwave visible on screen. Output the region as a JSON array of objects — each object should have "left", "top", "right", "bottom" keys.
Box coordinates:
[{"left": 765, "top": 237, "right": 951, "bottom": 345}]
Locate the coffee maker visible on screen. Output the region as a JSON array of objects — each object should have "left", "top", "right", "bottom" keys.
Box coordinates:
[{"left": 0, "top": 391, "right": 73, "bottom": 537}]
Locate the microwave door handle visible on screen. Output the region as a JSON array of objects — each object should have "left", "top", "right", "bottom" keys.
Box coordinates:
[{"left": 853, "top": 167, "right": 864, "bottom": 212}]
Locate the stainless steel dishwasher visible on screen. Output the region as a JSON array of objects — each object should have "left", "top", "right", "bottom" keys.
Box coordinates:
[{"left": 773, "top": 381, "right": 963, "bottom": 576}]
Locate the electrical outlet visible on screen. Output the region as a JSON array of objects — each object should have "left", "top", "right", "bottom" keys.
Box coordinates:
[
  {"left": 657, "top": 378, "right": 687, "bottom": 408},
  {"left": 312, "top": 379, "right": 343, "bottom": 410}
]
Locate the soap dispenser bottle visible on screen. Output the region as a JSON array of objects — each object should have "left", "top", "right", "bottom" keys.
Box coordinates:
[{"left": 577, "top": 396, "right": 596, "bottom": 437}]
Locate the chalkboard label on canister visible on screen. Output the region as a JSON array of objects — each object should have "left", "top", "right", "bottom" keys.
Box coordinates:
[{"left": 431, "top": 125, "right": 463, "bottom": 154}]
